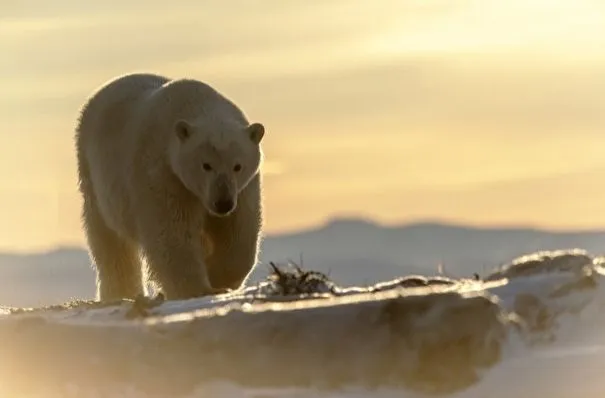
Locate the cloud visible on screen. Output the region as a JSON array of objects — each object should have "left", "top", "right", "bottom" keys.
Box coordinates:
[
  {"left": 368, "top": 0, "right": 605, "bottom": 56},
  {"left": 0, "top": 0, "right": 400, "bottom": 79}
]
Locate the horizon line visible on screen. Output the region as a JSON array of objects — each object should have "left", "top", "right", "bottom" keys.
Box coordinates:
[{"left": 4, "top": 216, "right": 605, "bottom": 256}]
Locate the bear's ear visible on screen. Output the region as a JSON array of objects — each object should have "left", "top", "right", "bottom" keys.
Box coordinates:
[
  {"left": 247, "top": 122, "right": 265, "bottom": 144},
  {"left": 174, "top": 120, "right": 193, "bottom": 142}
]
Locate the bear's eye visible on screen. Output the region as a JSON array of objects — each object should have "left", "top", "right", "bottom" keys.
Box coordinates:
[
  {"left": 233, "top": 164, "right": 242, "bottom": 172},
  {"left": 202, "top": 163, "right": 213, "bottom": 172}
]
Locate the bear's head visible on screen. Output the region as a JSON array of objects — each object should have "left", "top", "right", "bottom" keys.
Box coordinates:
[{"left": 168, "top": 118, "right": 264, "bottom": 217}]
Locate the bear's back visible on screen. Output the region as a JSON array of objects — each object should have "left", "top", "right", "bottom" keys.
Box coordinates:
[
  {"left": 76, "top": 73, "right": 172, "bottom": 236},
  {"left": 76, "top": 73, "right": 172, "bottom": 180},
  {"left": 76, "top": 73, "right": 169, "bottom": 144}
]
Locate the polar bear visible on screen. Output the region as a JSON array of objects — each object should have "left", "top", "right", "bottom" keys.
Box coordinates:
[{"left": 75, "top": 73, "right": 265, "bottom": 302}]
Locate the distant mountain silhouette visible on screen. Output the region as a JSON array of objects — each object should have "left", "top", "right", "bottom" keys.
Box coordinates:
[{"left": 2, "top": 218, "right": 605, "bottom": 306}]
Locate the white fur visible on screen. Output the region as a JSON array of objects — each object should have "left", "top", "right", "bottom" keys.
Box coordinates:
[{"left": 75, "top": 73, "right": 264, "bottom": 301}]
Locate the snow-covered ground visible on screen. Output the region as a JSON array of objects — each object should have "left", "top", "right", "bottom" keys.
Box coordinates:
[{"left": 1, "top": 249, "right": 604, "bottom": 397}]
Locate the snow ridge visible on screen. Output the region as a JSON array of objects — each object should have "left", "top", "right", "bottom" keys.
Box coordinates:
[{"left": 1, "top": 249, "right": 604, "bottom": 397}]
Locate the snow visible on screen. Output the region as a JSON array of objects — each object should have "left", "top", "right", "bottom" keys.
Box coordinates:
[{"left": 1, "top": 249, "right": 605, "bottom": 397}]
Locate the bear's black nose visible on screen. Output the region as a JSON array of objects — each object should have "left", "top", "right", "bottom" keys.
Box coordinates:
[{"left": 214, "top": 199, "right": 234, "bottom": 215}]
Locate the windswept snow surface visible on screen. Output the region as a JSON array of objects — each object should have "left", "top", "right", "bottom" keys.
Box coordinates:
[{"left": 1, "top": 249, "right": 605, "bottom": 397}]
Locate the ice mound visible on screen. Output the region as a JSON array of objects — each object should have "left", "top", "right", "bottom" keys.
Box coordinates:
[{"left": 1, "top": 249, "right": 604, "bottom": 397}]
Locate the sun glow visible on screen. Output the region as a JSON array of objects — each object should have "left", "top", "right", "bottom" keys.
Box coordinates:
[
  {"left": 367, "top": 0, "right": 605, "bottom": 57},
  {"left": 1, "top": 0, "right": 605, "bottom": 250}
]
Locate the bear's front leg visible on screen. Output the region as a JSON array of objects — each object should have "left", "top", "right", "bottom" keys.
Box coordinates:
[
  {"left": 205, "top": 198, "right": 262, "bottom": 291},
  {"left": 138, "top": 206, "right": 228, "bottom": 300}
]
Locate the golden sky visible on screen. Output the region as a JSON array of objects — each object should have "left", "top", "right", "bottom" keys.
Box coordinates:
[{"left": 1, "top": 0, "right": 605, "bottom": 251}]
